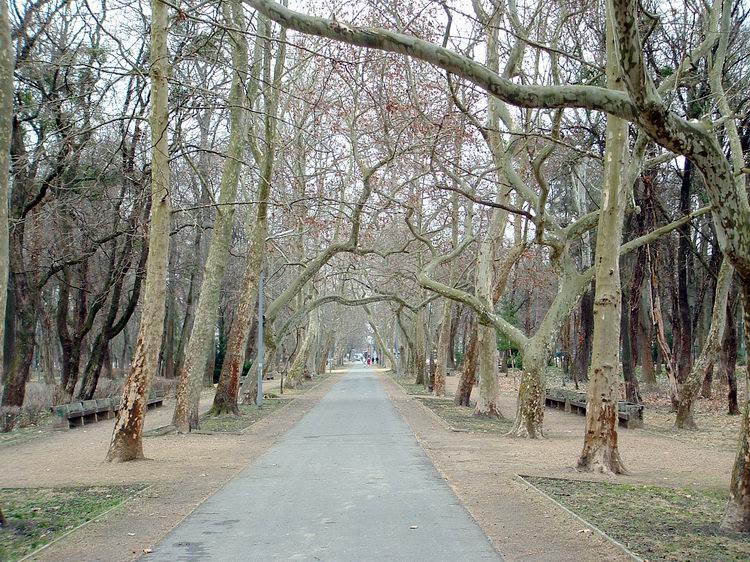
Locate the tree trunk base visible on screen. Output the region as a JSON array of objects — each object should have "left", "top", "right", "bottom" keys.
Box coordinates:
[
  {"left": 721, "top": 500, "right": 750, "bottom": 532},
  {"left": 507, "top": 417, "right": 544, "bottom": 439},
  {"left": 674, "top": 407, "right": 698, "bottom": 430},
  {"left": 433, "top": 375, "right": 446, "bottom": 397},
  {"left": 577, "top": 445, "right": 627, "bottom": 475},
  {"left": 106, "top": 436, "right": 145, "bottom": 463},
  {"left": 473, "top": 402, "right": 502, "bottom": 419},
  {"left": 209, "top": 403, "right": 240, "bottom": 417}
]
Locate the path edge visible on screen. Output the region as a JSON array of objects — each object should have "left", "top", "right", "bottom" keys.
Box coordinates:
[
  {"left": 514, "top": 474, "right": 643, "bottom": 562},
  {"left": 136, "top": 372, "right": 342, "bottom": 558},
  {"left": 17, "top": 484, "right": 156, "bottom": 562},
  {"left": 376, "top": 369, "right": 506, "bottom": 560}
]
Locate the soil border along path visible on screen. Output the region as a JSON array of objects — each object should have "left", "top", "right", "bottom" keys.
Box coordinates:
[
  {"left": 3, "top": 372, "right": 342, "bottom": 562},
  {"left": 377, "top": 370, "right": 634, "bottom": 562}
]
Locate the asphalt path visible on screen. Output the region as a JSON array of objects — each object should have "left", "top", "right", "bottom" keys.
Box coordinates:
[{"left": 148, "top": 366, "right": 502, "bottom": 561}]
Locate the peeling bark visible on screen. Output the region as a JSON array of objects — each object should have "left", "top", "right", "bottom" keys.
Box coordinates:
[
  {"left": 432, "top": 300, "right": 452, "bottom": 397},
  {"left": 508, "top": 351, "right": 545, "bottom": 438},
  {"left": 174, "top": 0, "right": 251, "bottom": 428},
  {"left": 455, "top": 318, "right": 478, "bottom": 406},
  {"left": 0, "top": 0, "right": 10, "bottom": 380},
  {"left": 106, "top": 0, "right": 171, "bottom": 462},
  {"left": 577, "top": 2, "right": 628, "bottom": 474}
]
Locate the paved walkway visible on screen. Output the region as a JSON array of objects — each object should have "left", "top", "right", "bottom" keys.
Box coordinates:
[{"left": 148, "top": 366, "right": 502, "bottom": 561}]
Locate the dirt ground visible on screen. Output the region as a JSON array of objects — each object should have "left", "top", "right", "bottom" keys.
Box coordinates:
[
  {"left": 1, "top": 366, "right": 739, "bottom": 561},
  {"left": 380, "top": 370, "right": 737, "bottom": 561},
  {"left": 0, "top": 374, "right": 342, "bottom": 562}
]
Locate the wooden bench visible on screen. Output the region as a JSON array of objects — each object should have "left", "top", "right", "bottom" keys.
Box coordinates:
[
  {"left": 617, "top": 401, "right": 644, "bottom": 429},
  {"left": 544, "top": 389, "right": 644, "bottom": 429},
  {"left": 146, "top": 391, "right": 165, "bottom": 409},
  {"left": 544, "top": 394, "right": 567, "bottom": 410},
  {"left": 54, "top": 391, "right": 165, "bottom": 429}
]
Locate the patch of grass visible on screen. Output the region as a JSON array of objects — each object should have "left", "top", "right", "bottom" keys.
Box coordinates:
[
  {"left": 0, "top": 421, "right": 54, "bottom": 449},
  {"left": 416, "top": 398, "right": 513, "bottom": 433},
  {"left": 198, "top": 398, "right": 289, "bottom": 433},
  {"left": 388, "top": 374, "right": 431, "bottom": 396},
  {"left": 0, "top": 484, "right": 146, "bottom": 562},
  {"left": 523, "top": 476, "right": 750, "bottom": 561}
]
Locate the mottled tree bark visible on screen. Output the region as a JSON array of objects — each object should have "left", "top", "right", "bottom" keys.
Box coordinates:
[
  {"left": 454, "top": 317, "right": 478, "bottom": 406},
  {"left": 414, "top": 308, "right": 427, "bottom": 385},
  {"left": 0, "top": 0, "right": 10, "bottom": 381},
  {"left": 432, "top": 300, "right": 452, "bottom": 397},
  {"left": 578, "top": 4, "right": 628, "bottom": 474},
  {"left": 106, "top": 0, "right": 171, "bottom": 462},
  {"left": 285, "top": 314, "right": 318, "bottom": 388},
  {"left": 508, "top": 349, "right": 545, "bottom": 438},
  {"left": 174, "top": 0, "right": 251, "bottom": 427},
  {"left": 722, "top": 287, "right": 750, "bottom": 530}
]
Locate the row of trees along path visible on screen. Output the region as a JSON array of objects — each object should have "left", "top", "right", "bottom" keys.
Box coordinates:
[{"left": 2, "top": 0, "right": 750, "bottom": 535}]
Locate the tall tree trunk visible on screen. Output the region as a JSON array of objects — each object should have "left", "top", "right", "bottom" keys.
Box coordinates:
[
  {"left": 475, "top": 322, "right": 502, "bottom": 417},
  {"left": 676, "top": 158, "right": 694, "bottom": 386},
  {"left": 3, "top": 282, "right": 14, "bottom": 376},
  {"left": 455, "top": 318, "right": 478, "bottom": 406},
  {"left": 577, "top": 6, "right": 628, "bottom": 473},
  {"left": 173, "top": 254, "right": 197, "bottom": 379},
  {"left": 627, "top": 206, "right": 649, "bottom": 395},
  {"left": 1, "top": 117, "right": 41, "bottom": 427},
  {"left": 637, "top": 290, "right": 657, "bottom": 387},
  {"left": 39, "top": 304, "right": 59, "bottom": 385},
  {"left": 106, "top": 0, "right": 171, "bottom": 462},
  {"left": 648, "top": 241, "right": 680, "bottom": 409},
  {"left": 447, "top": 306, "right": 459, "bottom": 370},
  {"left": 473, "top": 208, "right": 504, "bottom": 416},
  {"left": 574, "top": 288, "right": 594, "bottom": 383},
  {"left": 161, "top": 290, "right": 176, "bottom": 379},
  {"left": 723, "top": 296, "right": 739, "bottom": 416},
  {"left": 433, "top": 300, "right": 452, "bottom": 397},
  {"left": 173, "top": 0, "right": 250, "bottom": 429},
  {"left": 721, "top": 280, "right": 750, "bottom": 530},
  {"left": 286, "top": 316, "right": 317, "bottom": 388},
  {"left": 508, "top": 346, "right": 545, "bottom": 438},
  {"left": 414, "top": 309, "right": 427, "bottom": 385},
  {"left": 621, "top": 290, "right": 641, "bottom": 403},
  {"left": 675, "top": 258, "right": 733, "bottom": 429},
  {"left": 0, "top": 0, "right": 11, "bottom": 384},
  {"left": 221, "top": 15, "right": 286, "bottom": 411}
]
